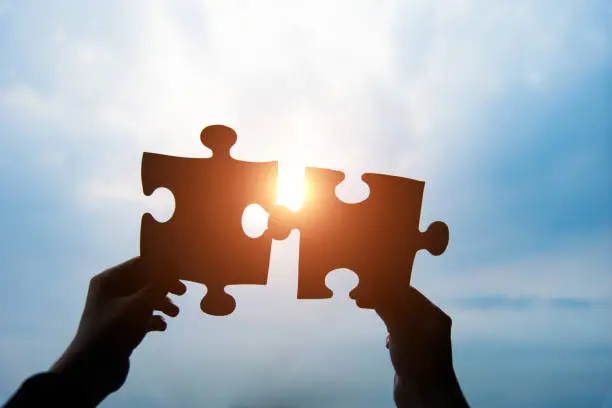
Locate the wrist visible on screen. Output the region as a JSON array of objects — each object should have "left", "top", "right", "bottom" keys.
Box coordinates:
[
  {"left": 50, "top": 341, "right": 126, "bottom": 406},
  {"left": 415, "top": 368, "right": 469, "bottom": 408}
]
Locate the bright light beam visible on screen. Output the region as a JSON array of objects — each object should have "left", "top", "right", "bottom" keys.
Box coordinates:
[{"left": 275, "top": 160, "right": 307, "bottom": 212}]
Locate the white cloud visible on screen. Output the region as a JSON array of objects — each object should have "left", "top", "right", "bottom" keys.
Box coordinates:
[
  {"left": 2, "top": 1, "right": 608, "bottom": 172},
  {"left": 3, "top": 0, "right": 609, "bottom": 343},
  {"left": 1, "top": 2, "right": 611, "bottom": 406}
]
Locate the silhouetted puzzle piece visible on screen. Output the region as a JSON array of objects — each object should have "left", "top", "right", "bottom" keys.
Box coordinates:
[
  {"left": 140, "top": 125, "right": 277, "bottom": 316},
  {"left": 269, "top": 167, "right": 449, "bottom": 309}
]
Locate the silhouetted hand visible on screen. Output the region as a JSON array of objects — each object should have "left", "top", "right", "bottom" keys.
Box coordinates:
[
  {"left": 49, "top": 257, "right": 186, "bottom": 406},
  {"left": 375, "top": 286, "right": 469, "bottom": 408}
]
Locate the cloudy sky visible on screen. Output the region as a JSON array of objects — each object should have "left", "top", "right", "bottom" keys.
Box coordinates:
[{"left": 1, "top": 1, "right": 611, "bottom": 407}]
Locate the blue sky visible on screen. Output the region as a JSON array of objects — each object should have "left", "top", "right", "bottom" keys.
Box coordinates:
[{"left": 0, "top": 1, "right": 611, "bottom": 407}]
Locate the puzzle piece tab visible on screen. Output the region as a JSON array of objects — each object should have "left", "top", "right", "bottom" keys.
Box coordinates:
[
  {"left": 140, "top": 125, "right": 278, "bottom": 316},
  {"left": 269, "top": 167, "right": 449, "bottom": 309}
]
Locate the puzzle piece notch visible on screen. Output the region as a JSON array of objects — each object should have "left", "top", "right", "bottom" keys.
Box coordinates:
[
  {"left": 200, "top": 286, "right": 237, "bottom": 316},
  {"left": 268, "top": 167, "right": 449, "bottom": 310},
  {"left": 141, "top": 125, "right": 278, "bottom": 316},
  {"left": 420, "top": 221, "right": 449, "bottom": 256},
  {"left": 201, "top": 124, "right": 237, "bottom": 159}
]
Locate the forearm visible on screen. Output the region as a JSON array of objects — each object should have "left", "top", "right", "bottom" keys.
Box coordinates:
[
  {"left": 4, "top": 342, "right": 123, "bottom": 407},
  {"left": 387, "top": 330, "right": 470, "bottom": 408},
  {"left": 3, "top": 372, "right": 96, "bottom": 408},
  {"left": 48, "top": 339, "right": 128, "bottom": 406},
  {"left": 395, "top": 369, "right": 469, "bottom": 408}
]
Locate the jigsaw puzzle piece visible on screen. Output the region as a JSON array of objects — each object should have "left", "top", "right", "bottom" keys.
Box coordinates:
[
  {"left": 269, "top": 167, "right": 448, "bottom": 309},
  {"left": 141, "top": 125, "right": 278, "bottom": 316}
]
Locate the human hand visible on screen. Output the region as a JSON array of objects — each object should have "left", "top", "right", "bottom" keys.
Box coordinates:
[
  {"left": 375, "top": 286, "right": 468, "bottom": 408},
  {"left": 50, "top": 257, "right": 186, "bottom": 406}
]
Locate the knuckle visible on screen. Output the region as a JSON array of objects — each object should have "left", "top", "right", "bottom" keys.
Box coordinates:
[
  {"left": 443, "top": 313, "right": 452, "bottom": 329},
  {"left": 89, "top": 274, "right": 103, "bottom": 288}
]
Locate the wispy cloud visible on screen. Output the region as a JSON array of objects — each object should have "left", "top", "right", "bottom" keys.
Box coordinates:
[
  {"left": 454, "top": 295, "right": 605, "bottom": 310},
  {"left": 1, "top": 1, "right": 611, "bottom": 407},
  {"left": 455, "top": 295, "right": 536, "bottom": 310}
]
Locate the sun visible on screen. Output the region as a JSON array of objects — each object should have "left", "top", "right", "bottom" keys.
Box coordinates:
[
  {"left": 275, "top": 161, "right": 306, "bottom": 212},
  {"left": 241, "top": 161, "right": 306, "bottom": 239}
]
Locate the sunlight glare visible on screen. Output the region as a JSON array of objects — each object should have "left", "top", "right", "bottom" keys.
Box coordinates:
[
  {"left": 276, "top": 161, "right": 307, "bottom": 211},
  {"left": 242, "top": 161, "right": 306, "bottom": 239}
]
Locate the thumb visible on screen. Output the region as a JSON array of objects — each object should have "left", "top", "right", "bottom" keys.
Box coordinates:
[{"left": 375, "top": 286, "right": 446, "bottom": 335}]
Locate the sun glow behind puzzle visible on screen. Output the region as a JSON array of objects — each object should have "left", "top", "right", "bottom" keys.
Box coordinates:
[
  {"left": 276, "top": 161, "right": 307, "bottom": 212},
  {"left": 242, "top": 161, "right": 307, "bottom": 238}
]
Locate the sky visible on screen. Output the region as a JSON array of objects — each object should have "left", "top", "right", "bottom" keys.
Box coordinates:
[{"left": 0, "top": 1, "right": 611, "bottom": 407}]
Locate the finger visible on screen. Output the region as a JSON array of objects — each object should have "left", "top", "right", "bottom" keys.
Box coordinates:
[
  {"left": 129, "top": 268, "right": 172, "bottom": 311},
  {"left": 405, "top": 286, "right": 440, "bottom": 312},
  {"left": 375, "top": 286, "right": 446, "bottom": 334},
  {"left": 100, "top": 257, "right": 182, "bottom": 298},
  {"left": 137, "top": 272, "right": 169, "bottom": 306},
  {"left": 156, "top": 296, "right": 180, "bottom": 317},
  {"left": 90, "top": 257, "right": 148, "bottom": 297},
  {"left": 405, "top": 287, "right": 450, "bottom": 325},
  {"left": 145, "top": 260, "right": 183, "bottom": 297},
  {"left": 373, "top": 283, "right": 408, "bottom": 329},
  {"left": 148, "top": 315, "right": 167, "bottom": 332},
  {"left": 169, "top": 279, "right": 187, "bottom": 296}
]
